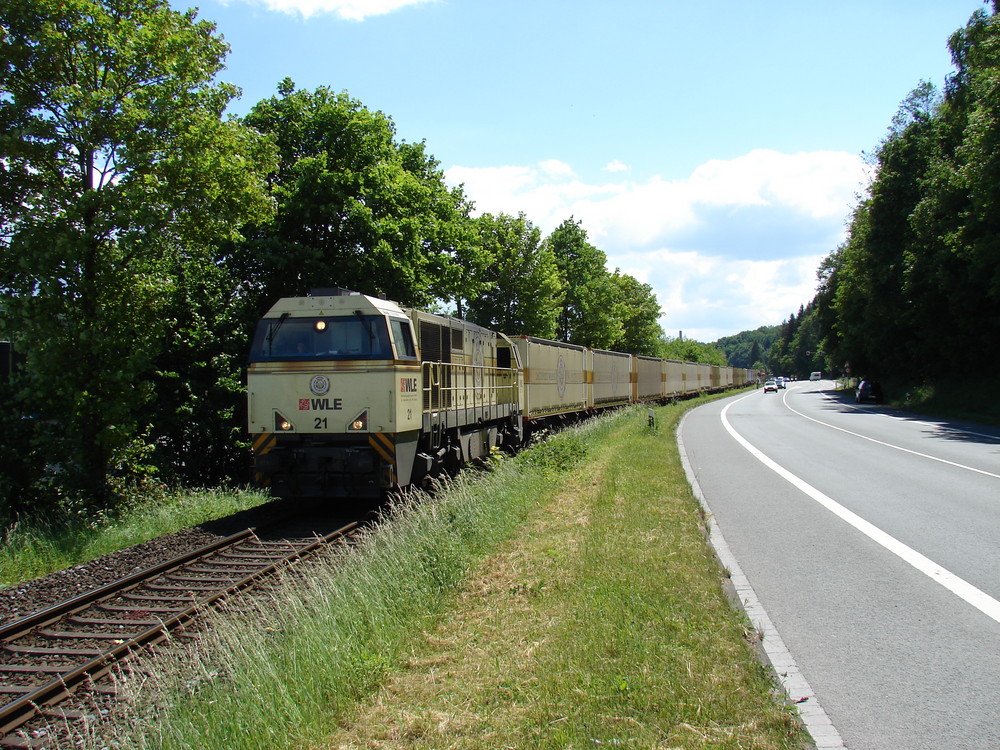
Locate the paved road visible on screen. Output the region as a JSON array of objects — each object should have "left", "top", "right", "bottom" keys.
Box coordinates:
[{"left": 679, "top": 381, "right": 1000, "bottom": 750}]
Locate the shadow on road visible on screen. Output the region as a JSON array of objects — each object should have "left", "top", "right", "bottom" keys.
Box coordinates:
[{"left": 793, "top": 384, "right": 1000, "bottom": 447}]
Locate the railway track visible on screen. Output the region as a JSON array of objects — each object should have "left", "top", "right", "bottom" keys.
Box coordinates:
[{"left": 0, "top": 520, "right": 361, "bottom": 748}]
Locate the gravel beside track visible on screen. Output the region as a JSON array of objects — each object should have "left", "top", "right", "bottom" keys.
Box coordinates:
[
  {"left": 0, "top": 497, "right": 373, "bottom": 748},
  {"left": 0, "top": 499, "right": 294, "bottom": 627}
]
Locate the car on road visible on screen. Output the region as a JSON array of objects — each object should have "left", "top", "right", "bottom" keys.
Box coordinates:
[
  {"left": 775, "top": 376, "right": 786, "bottom": 389},
  {"left": 763, "top": 379, "right": 777, "bottom": 393},
  {"left": 855, "top": 380, "right": 883, "bottom": 403}
]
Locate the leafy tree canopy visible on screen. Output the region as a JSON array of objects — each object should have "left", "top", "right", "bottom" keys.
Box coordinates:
[
  {"left": 544, "top": 217, "right": 623, "bottom": 349},
  {"left": 0, "top": 0, "right": 274, "bottom": 506},
  {"left": 658, "top": 336, "right": 727, "bottom": 366},
  {"left": 608, "top": 273, "right": 664, "bottom": 356},
  {"left": 816, "top": 3, "right": 1000, "bottom": 386},
  {"left": 234, "top": 79, "right": 475, "bottom": 314},
  {"left": 463, "top": 212, "right": 563, "bottom": 338},
  {"left": 714, "top": 325, "right": 779, "bottom": 369}
]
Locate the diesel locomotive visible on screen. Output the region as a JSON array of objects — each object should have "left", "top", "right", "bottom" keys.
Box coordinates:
[{"left": 247, "top": 288, "right": 752, "bottom": 498}]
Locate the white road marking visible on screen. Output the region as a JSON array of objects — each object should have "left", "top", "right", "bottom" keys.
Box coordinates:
[
  {"left": 677, "top": 412, "right": 846, "bottom": 749},
  {"left": 779, "top": 389, "right": 1000, "bottom": 480},
  {"left": 804, "top": 382, "right": 1000, "bottom": 440},
  {"left": 723, "top": 393, "right": 1000, "bottom": 625}
]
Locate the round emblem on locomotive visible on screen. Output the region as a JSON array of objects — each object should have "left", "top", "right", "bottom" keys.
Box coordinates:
[{"left": 310, "top": 375, "right": 330, "bottom": 395}]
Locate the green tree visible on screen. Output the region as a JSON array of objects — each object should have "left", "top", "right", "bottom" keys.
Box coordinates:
[
  {"left": 147, "top": 260, "right": 254, "bottom": 487},
  {"left": 608, "top": 272, "right": 664, "bottom": 355},
  {"left": 463, "top": 213, "right": 563, "bottom": 337},
  {"left": 817, "top": 4, "right": 1000, "bottom": 385},
  {"left": 818, "top": 84, "right": 940, "bottom": 381},
  {"left": 545, "top": 217, "right": 621, "bottom": 348},
  {"left": 764, "top": 303, "right": 825, "bottom": 378},
  {"left": 658, "top": 336, "right": 727, "bottom": 366},
  {"left": 788, "top": 304, "right": 824, "bottom": 377},
  {"left": 234, "top": 79, "right": 475, "bottom": 313},
  {"left": 714, "top": 325, "right": 779, "bottom": 369},
  {"left": 908, "top": 4, "right": 1000, "bottom": 371},
  {"left": 0, "top": 0, "right": 274, "bottom": 507}
]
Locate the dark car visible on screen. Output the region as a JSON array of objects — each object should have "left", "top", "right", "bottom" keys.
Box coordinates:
[{"left": 855, "top": 380, "right": 883, "bottom": 403}]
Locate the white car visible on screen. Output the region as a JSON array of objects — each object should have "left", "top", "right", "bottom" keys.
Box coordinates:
[
  {"left": 775, "top": 377, "right": 786, "bottom": 389},
  {"left": 763, "top": 379, "right": 777, "bottom": 393}
]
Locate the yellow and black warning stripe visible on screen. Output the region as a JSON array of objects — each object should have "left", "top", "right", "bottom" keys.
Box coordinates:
[
  {"left": 253, "top": 432, "right": 277, "bottom": 457},
  {"left": 251, "top": 432, "right": 277, "bottom": 486},
  {"left": 368, "top": 432, "right": 395, "bottom": 463},
  {"left": 369, "top": 433, "right": 396, "bottom": 486}
]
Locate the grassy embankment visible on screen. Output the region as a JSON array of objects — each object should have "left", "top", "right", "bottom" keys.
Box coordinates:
[
  {"left": 900, "top": 377, "right": 1000, "bottom": 426},
  {"left": 88, "top": 397, "right": 808, "bottom": 750},
  {"left": 0, "top": 488, "right": 269, "bottom": 586}
]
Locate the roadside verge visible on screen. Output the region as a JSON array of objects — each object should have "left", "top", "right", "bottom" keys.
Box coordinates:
[
  {"left": 95, "top": 399, "right": 813, "bottom": 750},
  {"left": 679, "top": 402, "right": 846, "bottom": 750}
]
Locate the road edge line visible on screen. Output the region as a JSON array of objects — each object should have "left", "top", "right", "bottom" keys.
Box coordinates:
[{"left": 677, "top": 407, "right": 846, "bottom": 750}]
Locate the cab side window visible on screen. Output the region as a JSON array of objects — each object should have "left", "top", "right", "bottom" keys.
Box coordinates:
[{"left": 390, "top": 319, "right": 417, "bottom": 359}]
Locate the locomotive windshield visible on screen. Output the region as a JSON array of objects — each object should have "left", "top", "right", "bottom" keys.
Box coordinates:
[{"left": 249, "top": 315, "right": 405, "bottom": 362}]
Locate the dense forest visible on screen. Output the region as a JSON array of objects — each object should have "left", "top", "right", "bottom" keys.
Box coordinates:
[
  {"left": 0, "top": 0, "right": 708, "bottom": 519},
  {"left": 729, "top": 3, "right": 1000, "bottom": 392},
  {"left": 816, "top": 4, "right": 1000, "bottom": 385},
  {"left": 715, "top": 325, "right": 779, "bottom": 372}
]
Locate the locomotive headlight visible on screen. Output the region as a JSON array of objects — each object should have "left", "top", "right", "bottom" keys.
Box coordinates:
[
  {"left": 348, "top": 410, "right": 368, "bottom": 431},
  {"left": 315, "top": 320, "right": 326, "bottom": 331},
  {"left": 274, "top": 411, "right": 294, "bottom": 431}
]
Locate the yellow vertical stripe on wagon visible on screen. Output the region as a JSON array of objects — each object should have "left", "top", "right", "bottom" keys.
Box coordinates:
[{"left": 369, "top": 433, "right": 395, "bottom": 464}]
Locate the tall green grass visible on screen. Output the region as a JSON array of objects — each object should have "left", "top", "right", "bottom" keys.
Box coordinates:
[
  {"left": 521, "top": 408, "right": 799, "bottom": 748},
  {"left": 840, "top": 375, "right": 1000, "bottom": 425},
  {"left": 93, "top": 427, "right": 575, "bottom": 749},
  {"left": 88, "top": 403, "right": 806, "bottom": 749},
  {"left": 0, "top": 488, "right": 269, "bottom": 586}
]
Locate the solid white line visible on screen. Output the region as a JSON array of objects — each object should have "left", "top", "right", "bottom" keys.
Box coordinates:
[
  {"left": 784, "top": 388, "right": 1000, "bottom": 479},
  {"left": 723, "top": 394, "right": 1000, "bottom": 625},
  {"left": 677, "top": 411, "right": 846, "bottom": 750},
  {"left": 875, "top": 410, "right": 1000, "bottom": 441}
]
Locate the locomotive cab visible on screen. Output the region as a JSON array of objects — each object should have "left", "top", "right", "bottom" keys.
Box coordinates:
[{"left": 247, "top": 290, "right": 422, "bottom": 498}]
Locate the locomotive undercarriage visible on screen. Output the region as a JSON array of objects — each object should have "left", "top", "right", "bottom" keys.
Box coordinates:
[
  {"left": 254, "top": 406, "right": 523, "bottom": 499},
  {"left": 255, "top": 433, "right": 396, "bottom": 499},
  {"left": 412, "top": 408, "right": 523, "bottom": 489}
]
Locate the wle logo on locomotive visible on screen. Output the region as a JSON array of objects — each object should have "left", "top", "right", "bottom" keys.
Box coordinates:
[{"left": 299, "top": 398, "right": 343, "bottom": 410}]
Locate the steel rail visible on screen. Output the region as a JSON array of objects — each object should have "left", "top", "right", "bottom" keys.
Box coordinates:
[
  {"left": 0, "top": 521, "right": 359, "bottom": 741},
  {"left": 0, "top": 529, "right": 255, "bottom": 642}
]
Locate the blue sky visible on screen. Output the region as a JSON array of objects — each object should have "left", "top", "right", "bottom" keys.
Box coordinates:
[{"left": 178, "top": 0, "right": 986, "bottom": 341}]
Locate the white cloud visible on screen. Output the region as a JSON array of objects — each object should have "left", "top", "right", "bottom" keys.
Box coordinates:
[
  {"left": 446, "top": 163, "right": 617, "bottom": 220},
  {"left": 687, "top": 149, "right": 869, "bottom": 218},
  {"left": 634, "top": 250, "right": 824, "bottom": 342},
  {"left": 444, "top": 149, "right": 867, "bottom": 340},
  {"left": 447, "top": 150, "right": 867, "bottom": 246},
  {"left": 539, "top": 159, "right": 575, "bottom": 179},
  {"left": 604, "top": 159, "right": 630, "bottom": 173},
  {"left": 231, "top": 0, "right": 435, "bottom": 20},
  {"left": 606, "top": 247, "right": 824, "bottom": 341}
]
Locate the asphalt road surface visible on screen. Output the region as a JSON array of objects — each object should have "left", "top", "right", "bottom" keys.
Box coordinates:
[{"left": 679, "top": 380, "right": 1000, "bottom": 750}]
